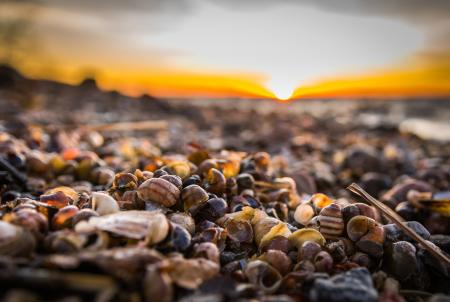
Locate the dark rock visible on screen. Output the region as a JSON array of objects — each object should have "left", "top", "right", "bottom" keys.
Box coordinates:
[
  {"left": 359, "top": 172, "right": 392, "bottom": 198},
  {"left": 430, "top": 235, "right": 450, "bottom": 254},
  {"left": 310, "top": 267, "right": 378, "bottom": 302},
  {"left": 383, "top": 221, "right": 430, "bottom": 243}
]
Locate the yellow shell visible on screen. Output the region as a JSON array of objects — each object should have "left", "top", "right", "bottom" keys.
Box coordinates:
[
  {"left": 45, "top": 186, "right": 79, "bottom": 204},
  {"left": 225, "top": 206, "right": 256, "bottom": 222},
  {"left": 289, "top": 228, "right": 326, "bottom": 248},
  {"left": 167, "top": 161, "right": 191, "bottom": 179},
  {"left": 260, "top": 222, "right": 291, "bottom": 249},
  {"left": 310, "top": 193, "right": 333, "bottom": 210}
]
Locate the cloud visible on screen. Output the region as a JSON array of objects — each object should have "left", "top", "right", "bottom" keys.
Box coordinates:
[{"left": 208, "top": 0, "right": 450, "bottom": 23}]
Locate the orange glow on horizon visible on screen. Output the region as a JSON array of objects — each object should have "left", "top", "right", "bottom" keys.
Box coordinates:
[
  {"left": 99, "top": 70, "right": 277, "bottom": 99},
  {"left": 12, "top": 56, "right": 450, "bottom": 101},
  {"left": 290, "top": 58, "right": 450, "bottom": 100}
]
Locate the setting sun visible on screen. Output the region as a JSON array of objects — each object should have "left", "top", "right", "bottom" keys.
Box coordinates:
[{"left": 266, "top": 79, "right": 295, "bottom": 101}]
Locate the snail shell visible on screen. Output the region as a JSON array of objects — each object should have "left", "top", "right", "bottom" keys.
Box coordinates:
[
  {"left": 347, "top": 215, "right": 385, "bottom": 257},
  {"left": 3, "top": 208, "right": 48, "bottom": 240},
  {"left": 298, "top": 241, "right": 322, "bottom": 262},
  {"left": 137, "top": 178, "right": 180, "bottom": 207},
  {"left": 91, "top": 192, "right": 120, "bottom": 216},
  {"left": 52, "top": 205, "right": 79, "bottom": 229},
  {"left": 251, "top": 209, "right": 291, "bottom": 249},
  {"left": 90, "top": 167, "right": 115, "bottom": 186},
  {"left": 0, "top": 221, "right": 36, "bottom": 257},
  {"left": 244, "top": 260, "right": 282, "bottom": 294},
  {"left": 77, "top": 210, "right": 169, "bottom": 245},
  {"left": 165, "top": 161, "right": 191, "bottom": 179},
  {"left": 294, "top": 202, "right": 315, "bottom": 226},
  {"left": 160, "top": 174, "right": 183, "bottom": 189},
  {"left": 317, "top": 203, "right": 344, "bottom": 239},
  {"left": 258, "top": 249, "right": 293, "bottom": 276},
  {"left": 192, "top": 242, "right": 220, "bottom": 264},
  {"left": 40, "top": 186, "right": 79, "bottom": 208},
  {"left": 226, "top": 219, "right": 254, "bottom": 243},
  {"left": 204, "top": 168, "right": 226, "bottom": 195},
  {"left": 314, "top": 250, "right": 334, "bottom": 273},
  {"left": 310, "top": 193, "right": 333, "bottom": 211},
  {"left": 181, "top": 184, "right": 209, "bottom": 212},
  {"left": 168, "top": 212, "right": 195, "bottom": 235},
  {"left": 289, "top": 228, "right": 326, "bottom": 249},
  {"left": 113, "top": 172, "right": 138, "bottom": 190}
]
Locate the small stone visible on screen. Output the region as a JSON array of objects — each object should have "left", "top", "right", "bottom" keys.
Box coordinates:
[{"left": 310, "top": 267, "right": 378, "bottom": 302}]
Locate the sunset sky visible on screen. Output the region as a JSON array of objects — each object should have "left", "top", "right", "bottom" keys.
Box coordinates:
[{"left": 1, "top": 0, "right": 450, "bottom": 100}]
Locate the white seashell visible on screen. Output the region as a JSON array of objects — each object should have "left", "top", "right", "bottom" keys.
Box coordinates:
[{"left": 91, "top": 192, "right": 120, "bottom": 216}]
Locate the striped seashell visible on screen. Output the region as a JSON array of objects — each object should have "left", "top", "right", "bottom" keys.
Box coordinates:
[
  {"left": 317, "top": 203, "right": 344, "bottom": 239},
  {"left": 137, "top": 178, "right": 180, "bottom": 207}
]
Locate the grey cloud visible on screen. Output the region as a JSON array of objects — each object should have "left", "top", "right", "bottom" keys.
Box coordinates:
[{"left": 209, "top": 0, "right": 450, "bottom": 24}]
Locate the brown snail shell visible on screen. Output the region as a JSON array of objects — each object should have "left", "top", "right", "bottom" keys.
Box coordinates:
[
  {"left": 350, "top": 252, "right": 372, "bottom": 268},
  {"left": 144, "top": 265, "right": 173, "bottom": 302},
  {"left": 164, "top": 257, "right": 220, "bottom": 289},
  {"left": 193, "top": 226, "right": 227, "bottom": 252},
  {"left": 342, "top": 203, "right": 377, "bottom": 222},
  {"left": 26, "top": 150, "right": 48, "bottom": 174},
  {"left": 192, "top": 242, "right": 220, "bottom": 264},
  {"left": 253, "top": 151, "right": 271, "bottom": 171},
  {"left": 314, "top": 250, "right": 333, "bottom": 273},
  {"left": 204, "top": 168, "right": 226, "bottom": 195},
  {"left": 3, "top": 208, "right": 48, "bottom": 240},
  {"left": 71, "top": 208, "right": 99, "bottom": 227},
  {"left": 113, "top": 172, "right": 138, "bottom": 190},
  {"left": 381, "top": 178, "right": 432, "bottom": 208},
  {"left": 258, "top": 250, "right": 293, "bottom": 275},
  {"left": 52, "top": 205, "right": 79, "bottom": 230},
  {"left": 0, "top": 221, "right": 36, "bottom": 257},
  {"left": 226, "top": 219, "right": 254, "bottom": 243},
  {"left": 160, "top": 174, "right": 183, "bottom": 189},
  {"left": 90, "top": 166, "right": 115, "bottom": 186},
  {"left": 40, "top": 186, "right": 79, "bottom": 208},
  {"left": 135, "top": 169, "right": 154, "bottom": 183},
  {"left": 317, "top": 203, "right": 344, "bottom": 239},
  {"left": 298, "top": 241, "right": 322, "bottom": 262},
  {"left": 347, "top": 215, "right": 385, "bottom": 257},
  {"left": 244, "top": 260, "right": 282, "bottom": 294},
  {"left": 355, "top": 203, "right": 378, "bottom": 221},
  {"left": 196, "top": 159, "right": 218, "bottom": 177},
  {"left": 181, "top": 184, "right": 209, "bottom": 212},
  {"left": 137, "top": 178, "right": 180, "bottom": 207},
  {"left": 168, "top": 212, "right": 195, "bottom": 235},
  {"left": 274, "top": 177, "right": 301, "bottom": 209},
  {"left": 293, "top": 259, "right": 316, "bottom": 273},
  {"left": 261, "top": 236, "right": 291, "bottom": 254}
]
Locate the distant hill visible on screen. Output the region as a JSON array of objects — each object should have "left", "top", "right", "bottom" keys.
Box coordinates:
[{"left": 0, "top": 64, "right": 170, "bottom": 116}]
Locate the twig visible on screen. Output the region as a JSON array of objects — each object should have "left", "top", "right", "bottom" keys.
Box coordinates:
[{"left": 347, "top": 183, "right": 450, "bottom": 268}]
